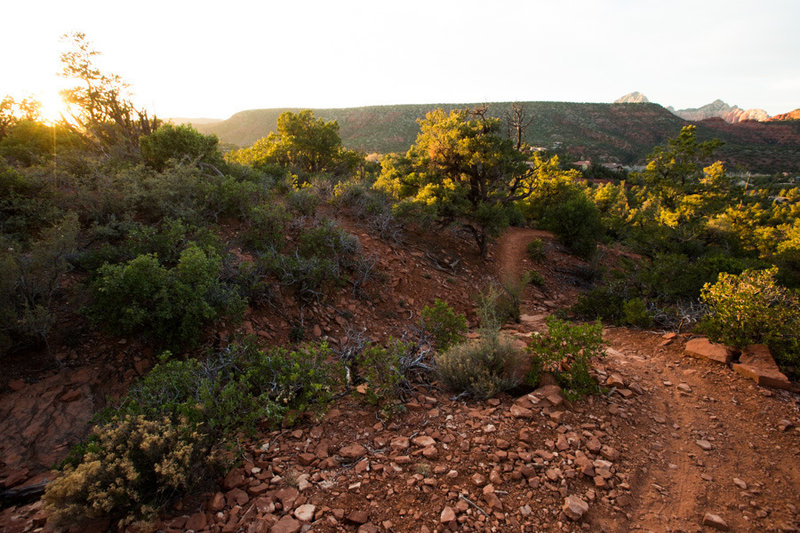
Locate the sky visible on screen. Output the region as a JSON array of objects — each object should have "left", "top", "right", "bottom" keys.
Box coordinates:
[{"left": 2, "top": 0, "right": 798, "bottom": 121}]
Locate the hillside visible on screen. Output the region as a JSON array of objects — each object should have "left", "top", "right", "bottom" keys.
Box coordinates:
[
  {"left": 197, "top": 102, "right": 800, "bottom": 173},
  {"left": 668, "top": 99, "right": 770, "bottom": 123}
]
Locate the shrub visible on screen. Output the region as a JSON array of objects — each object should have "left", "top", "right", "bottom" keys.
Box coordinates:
[
  {"left": 48, "top": 339, "right": 345, "bottom": 526},
  {"left": 44, "top": 415, "right": 219, "bottom": 528},
  {"left": 526, "top": 238, "right": 545, "bottom": 261},
  {"left": 243, "top": 202, "right": 290, "bottom": 252},
  {"left": 353, "top": 341, "right": 408, "bottom": 414},
  {"left": 527, "top": 317, "right": 604, "bottom": 400},
  {"left": 0, "top": 213, "right": 78, "bottom": 355},
  {"left": 287, "top": 188, "right": 319, "bottom": 216},
  {"left": 622, "top": 298, "right": 652, "bottom": 328},
  {"left": 435, "top": 330, "right": 525, "bottom": 399},
  {"left": 474, "top": 278, "right": 526, "bottom": 328},
  {"left": 700, "top": 267, "right": 800, "bottom": 371},
  {"left": 420, "top": 299, "right": 468, "bottom": 351},
  {"left": 539, "top": 191, "right": 603, "bottom": 259},
  {"left": 139, "top": 124, "right": 221, "bottom": 172},
  {"left": 90, "top": 244, "right": 245, "bottom": 347},
  {"left": 525, "top": 269, "right": 545, "bottom": 287}
]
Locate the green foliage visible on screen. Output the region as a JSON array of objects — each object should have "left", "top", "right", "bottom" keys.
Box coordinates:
[
  {"left": 0, "top": 213, "right": 78, "bottom": 355},
  {"left": 59, "top": 32, "right": 160, "bottom": 158},
  {"left": 634, "top": 125, "right": 723, "bottom": 207},
  {"left": 527, "top": 317, "right": 604, "bottom": 400},
  {"left": 420, "top": 299, "right": 468, "bottom": 351},
  {"left": 474, "top": 278, "right": 527, "bottom": 328},
  {"left": 374, "top": 108, "right": 535, "bottom": 257},
  {"left": 539, "top": 191, "right": 603, "bottom": 259},
  {"left": 353, "top": 340, "right": 408, "bottom": 414},
  {"left": 139, "top": 124, "right": 221, "bottom": 171},
  {"left": 526, "top": 238, "right": 545, "bottom": 261},
  {"left": 227, "top": 110, "right": 356, "bottom": 176},
  {"left": 622, "top": 298, "right": 652, "bottom": 328},
  {"left": 48, "top": 339, "right": 345, "bottom": 526},
  {"left": 287, "top": 187, "right": 320, "bottom": 216},
  {"left": 44, "top": 414, "right": 220, "bottom": 528},
  {"left": 525, "top": 269, "right": 545, "bottom": 287},
  {"left": 435, "top": 330, "right": 525, "bottom": 399},
  {"left": 700, "top": 267, "right": 800, "bottom": 371},
  {"left": 243, "top": 202, "right": 290, "bottom": 252},
  {"left": 90, "top": 244, "right": 245, "bottom": 347}
]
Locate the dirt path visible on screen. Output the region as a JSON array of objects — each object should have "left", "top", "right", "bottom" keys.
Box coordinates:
[{"left": 493, "top": 228, "right": 800, "bottom": 532}]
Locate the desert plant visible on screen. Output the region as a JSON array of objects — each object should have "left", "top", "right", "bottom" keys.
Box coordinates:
[
  {"left": 90, "top": 244, "right": 245, "bottom": 347},
  {"left": 622, "top": 297, "right": 652, "bottom": 328},
  {"left": 287, "top": 188, "right": 319, "bottom": 216},
  {"left": 435, "top": 330, "right": 525, "bottom": 399},
  {"left": 700, "top": 267, "right": 800, "bottom": 371},
  {"left": 526, "top": 238, "right": 545, "bottom": 261},
  {"left": 527, "top": 317, "right": 604, "bottom": 400},
  {"left": 44, "top": 414, "right": 220, "bottom": 528},
  {"left": 0, "top": 213, "right": 79, "bottom": 355},
  {"left": 420, "top": 299, "right": 468, "bottom": 351},
  {"left": 243, "top": 202, "right": 290, "bottom": 252},
  {"left": 525, "top": 269, "right": 545, "bottom": 287}
]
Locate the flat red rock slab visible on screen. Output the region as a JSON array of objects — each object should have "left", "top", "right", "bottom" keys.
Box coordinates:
[{"left": 732, "top": 344, "right": 792, "bottom": 390}]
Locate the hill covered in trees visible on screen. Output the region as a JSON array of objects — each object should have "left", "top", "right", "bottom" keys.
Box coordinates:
[{"left": 195, "top": 102, "right": 800, "bottom": 174}]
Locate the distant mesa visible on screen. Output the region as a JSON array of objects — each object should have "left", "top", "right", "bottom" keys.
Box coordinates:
[
  {"left": 667, "top": 99, "right": 770, "bottom": 124},
  {"left": 167, "top": 117, "right": 223, "bottom": 126},
  {"left": 614, "top": 92, "right": 649, "bottom": 104},
  {"left": 769, "top": 108, "right": 800, "bottom": 121}
]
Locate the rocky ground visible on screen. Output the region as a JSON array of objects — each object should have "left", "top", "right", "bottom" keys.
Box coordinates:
[{"left": 1, "top": 226, "right": 799, "bottom": 533}]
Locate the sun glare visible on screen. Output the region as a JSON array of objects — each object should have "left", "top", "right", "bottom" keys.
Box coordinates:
[{"left": 37, "top": 89, "right": 67, "bottom": 125}]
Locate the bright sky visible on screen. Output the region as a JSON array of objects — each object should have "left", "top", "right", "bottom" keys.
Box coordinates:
[{"left": 3, "top": 0, "right": 798, "bottom": 120}]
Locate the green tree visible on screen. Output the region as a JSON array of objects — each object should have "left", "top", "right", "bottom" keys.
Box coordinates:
[
  {"left": 634, "top": 125, "right": 722, "bottom": 207},
  {"left": 228, "top": 110, "right": 357, "bottom": 176},
  {"left": 374, "top": 108, "right": 534, "bottom": 257}
]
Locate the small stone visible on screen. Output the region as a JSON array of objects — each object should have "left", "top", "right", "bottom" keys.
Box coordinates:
[
  {"left": 390, "top": 436, "right": 410, "bottom": 449},
  {"left": 510, "top": 404, "right": 533, "bottom": 418},
  {"left": 347, "top": 510, "right": 369, "bottom": 524},
  {"left": 733, "top": 478, "right": 747, "bottom": 490},
  {"left": 563, "top": 495, "right": 589, "bottom": 521},
  {"left": 606, "top": 374, "right": 625, "bottom": 388},
  {"left": 270, "top": 515, "right": 301, "bottom": 533},
  {"left": 412, "top": 435, "right": 436, "bottom": 447},
  {"left": 339, "top": 443, "right": 367, "bottom": 459},
  {"left": 696, "top": 439, "right": 713, "bottom": 451},
  {"left": 294, "top": 504, "right": 316, "bottom": 522},
  {"left": 209, "top": 492, "right": 226, "bottom": 511},
  {"left": 677, "top": 383, "right": 692, "bottom": 393},
  {"left": 440, "top": 506, "right": 456, "bottom": 523},
  {"left": 702, "top": 513, "right": 729, "bottom": 531},
  {"left": 186, "top": 512, "right": 207, "bottom": 531}
]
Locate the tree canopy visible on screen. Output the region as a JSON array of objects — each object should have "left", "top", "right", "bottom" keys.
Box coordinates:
[
  {"left": 227, "top": 110, "right": 358, "bottom": 176},
  {"left": 374, "top": 108, "right": 536, "bottom": 257}
]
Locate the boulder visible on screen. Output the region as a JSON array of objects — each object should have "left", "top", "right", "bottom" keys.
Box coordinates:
[
  {"left": 685, "top": 338, "right": 734, "bottom": 364},
  {"left": 732, "top": 345, "right": 792, "bottom": 390}
]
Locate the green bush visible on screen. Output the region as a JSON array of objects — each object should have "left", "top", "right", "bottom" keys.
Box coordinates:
[
  {"left": 420, "top": 299, "right": 467, "bottom": 351},
  {"left": 622, "top": 298, "right": 652, "bottom": 328},
  {"left": 90, "top": 244, "right": 245, "bottom": 347},
  {"left": 243, "top": 202, "right": 290, "bottom": 252},
  {"left": 0, "top": 213, "right": 78, "bottom": 355},
  {"left": 44, "top": 414, "right": 219, "bottom": 528},
  {"left": 526, "top": 238, "right": 545, "bottom": 261},
  {"left": 525, "top": 269, "right": 545, "bottom": 287},
  {"left": 287, "top": 188, "right": 319, "bottom": 216},
  {"left": 700, "top": 267, "right": 800, "bottom": 371},
  {"left": 527, "top": 317, "right": 604, "bottom": 400},
  {"left": 435, "top": 330, "right": 525, "bottom": 400},
  {"left": 474, "top": 278, "right": 526, "bottom": 328},
  {"left": 139, "top": 124, "right": 221, "bottom": 172},
  {"left": 353, "top": 340, "right": 408, "bottom": 414},
  {"left": 539, "top": 191, "right": 603, "bottom": 259},
  {"left": 47, "top": 339, "right": 345, "bottom": 526}
]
